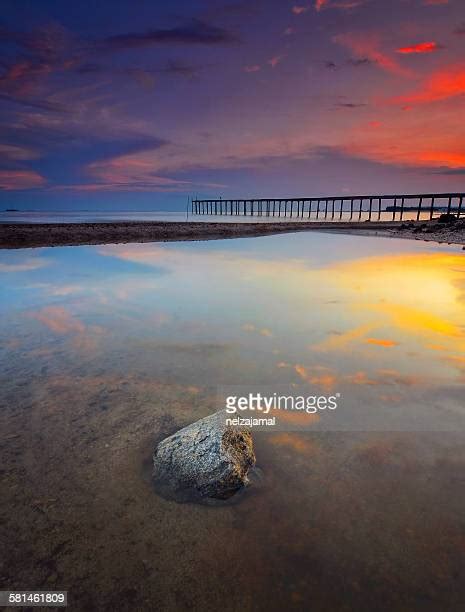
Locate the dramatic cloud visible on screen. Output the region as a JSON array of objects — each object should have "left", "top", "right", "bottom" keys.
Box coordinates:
[
  {"left": 1, "top": 2, "right": 464, "bottom": 198},
  {"left": 396, "top": 42, "right": 441, "bottom": 54}
]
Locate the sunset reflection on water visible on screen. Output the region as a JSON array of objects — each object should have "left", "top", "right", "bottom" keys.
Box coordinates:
[{"left": 1, "top": 232, "right": 465, "bottom": 610}]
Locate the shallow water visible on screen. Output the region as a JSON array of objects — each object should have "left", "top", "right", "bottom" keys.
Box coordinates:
[
  {"left": 0, "top": 208, "right": 439, "bottom": 224},
  {"left": 1, "top": 232, "right": 465, "bottom": 610}
]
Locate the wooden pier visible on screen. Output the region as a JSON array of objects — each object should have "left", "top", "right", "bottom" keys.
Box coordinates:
[{"left": 190, "top": 192, "right": 464, "bottom": 222}]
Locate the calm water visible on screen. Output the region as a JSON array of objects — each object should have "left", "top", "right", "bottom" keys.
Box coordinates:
[
  {"left": 1, "top": 232, "right": 465, "bottom": 611},
  {"left": 1, "top": 208, "right": 438, "bottom": 224}
]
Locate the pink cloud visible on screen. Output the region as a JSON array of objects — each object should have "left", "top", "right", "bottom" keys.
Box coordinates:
[
  {"left": 315, "top": 0, "right": 328, "bottom": 9},
  {"left": 244, "top": 65, "right": 261, "bottom": 73},
  {"left": 0, "top": 169, "right": 46, "bottom": 190}
]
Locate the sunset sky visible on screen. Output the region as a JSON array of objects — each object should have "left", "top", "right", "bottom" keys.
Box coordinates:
[{"left": 1, "top": 0, "right": 464, "bottom": 210}]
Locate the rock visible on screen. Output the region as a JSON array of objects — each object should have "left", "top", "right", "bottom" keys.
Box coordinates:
[
  {"left": 152, "top": 411, "right": 255, "bottom": 501},
  {"left": 437, "top": 213, "right": 457, "bottom": 224}
]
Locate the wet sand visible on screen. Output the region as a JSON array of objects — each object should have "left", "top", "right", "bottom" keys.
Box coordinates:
[{"left": 1, "top": 219, "right": 464, "bottom": 249}]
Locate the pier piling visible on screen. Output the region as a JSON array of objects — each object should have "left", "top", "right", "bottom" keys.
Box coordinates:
[{"left": 190, "top": 192, "right": 464, "bottom": 223}]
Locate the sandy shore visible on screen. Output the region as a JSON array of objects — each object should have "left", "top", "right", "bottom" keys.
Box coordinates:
[{"left": 1, "top": 219, "right": 464, "bottom": 249}]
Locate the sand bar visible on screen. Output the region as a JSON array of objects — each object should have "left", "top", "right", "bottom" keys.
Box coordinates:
[{"left": 0, "top": 219, "right": 464, "bottom": 249}]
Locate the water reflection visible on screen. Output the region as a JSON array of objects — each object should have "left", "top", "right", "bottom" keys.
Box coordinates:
[{"left": 1, "top": 232, "right": 465, "bottom": 610}]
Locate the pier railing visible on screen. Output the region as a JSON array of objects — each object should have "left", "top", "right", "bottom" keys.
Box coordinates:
[{"left": 190, "top": 193, "right": 464, "bottom": 222}]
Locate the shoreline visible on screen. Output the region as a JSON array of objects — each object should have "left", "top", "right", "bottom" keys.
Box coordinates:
[{"left": 0, "top": 219, "right": 464, "bottom": 249}]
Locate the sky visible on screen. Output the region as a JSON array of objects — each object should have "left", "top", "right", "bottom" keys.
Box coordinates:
[{"left": 0, "top": 0, "right": 464, "bottom": 211}]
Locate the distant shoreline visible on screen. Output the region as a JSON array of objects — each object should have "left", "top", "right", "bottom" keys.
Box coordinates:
[{"left": 0, "top": 220, "right": 464, "bottom": 249}]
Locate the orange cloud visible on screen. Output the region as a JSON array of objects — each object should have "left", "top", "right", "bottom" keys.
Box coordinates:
[
  {"left": 365, "top": 338, "right": 399, "bottom": 347},
  {"left": 333, "top": 32, "right": 411, "bottom": 76},
  {"left": 392, "top": 65, "right": 465, "bottom": 105},
  {"left": 344, "top": 369, "right": 420, "bottom": 387},
  {"left": 294, "top": 364, "right": 338, "bottom": 392},
  {"left": 416, "top": 150, "right": 465, "bottom": 167},
  {"left": 397, "top": 42, "right": 440, "bottom": 54}
]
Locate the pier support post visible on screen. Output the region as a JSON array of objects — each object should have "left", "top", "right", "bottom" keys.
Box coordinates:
[
  {"left": 447, "top": 195, "right": 452, "bottom": 217},
  {"left": 417, "top": 197, "right": 423, "bottom": 222}
]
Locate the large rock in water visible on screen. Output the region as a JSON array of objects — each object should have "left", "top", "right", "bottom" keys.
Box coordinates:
[{"left": 152, "top": 411, "right": 255, "bottom": 501}]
